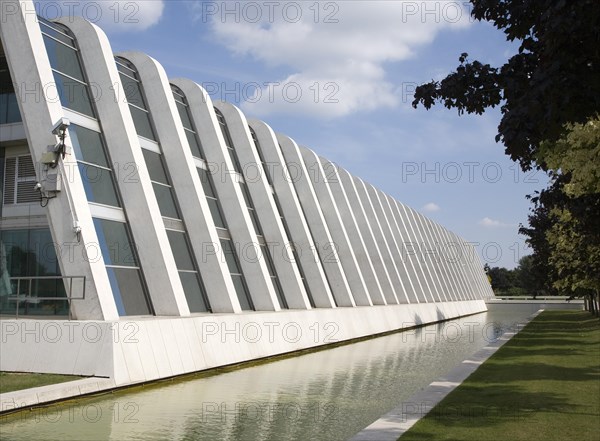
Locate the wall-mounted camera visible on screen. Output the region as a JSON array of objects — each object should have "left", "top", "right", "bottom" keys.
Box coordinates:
[{"left": 51, "top": 117, "right": 70, "bottom": 136}]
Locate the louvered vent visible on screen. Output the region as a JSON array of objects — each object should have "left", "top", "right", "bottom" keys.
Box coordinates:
[{"left": 2, "top": 155, "right": 38, "bottom": 205}]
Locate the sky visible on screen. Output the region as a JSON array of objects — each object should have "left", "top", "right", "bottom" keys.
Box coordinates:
[{"left": 35, "top": 0, "right": 549, "bottom": 269}]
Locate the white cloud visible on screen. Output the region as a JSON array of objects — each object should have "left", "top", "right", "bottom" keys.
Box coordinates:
[
  {"left": 479, "top": 217, "right": 515, "bottom": 228},
  {"left": 422, "top": 202, "right": 441, "bottom": 212},
  {"left": 37, "top": 1, "right": 165, "bottom": 32},
  {"left": 207, "top": 1, "right": 471, "bottom": 117}
]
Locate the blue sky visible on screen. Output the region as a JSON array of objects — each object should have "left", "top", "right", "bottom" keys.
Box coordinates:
[{"left": 37, "top": 1, "right": 548, "bottom": 268}]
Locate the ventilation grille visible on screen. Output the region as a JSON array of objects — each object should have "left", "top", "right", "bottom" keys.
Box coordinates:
[{"left": 3, "top": 155, "right": 38, "bottom": 205}]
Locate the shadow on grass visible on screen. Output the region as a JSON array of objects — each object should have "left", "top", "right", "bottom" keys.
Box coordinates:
[
  {"left": 395, "top": 387, "right": 573, "bottom": 440},
  {"left": 476, "top": 361, "right": 599, "bottom": 382}
]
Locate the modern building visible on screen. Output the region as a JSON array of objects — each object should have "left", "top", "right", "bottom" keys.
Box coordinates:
[{"left": 0, "top": 1, "right": 493, "bottom": 386}]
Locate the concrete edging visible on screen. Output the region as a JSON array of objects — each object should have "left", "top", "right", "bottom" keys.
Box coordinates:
[
  {"left": 348, "top": 309, "right": 544, "bottom": 440},
  {"left": 0, "top": 377, "right": 116, "bottom": 414}
]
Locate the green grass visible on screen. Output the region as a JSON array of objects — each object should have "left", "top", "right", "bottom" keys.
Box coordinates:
[
  {"left": 0, "top": 372, "right": 83, "bottom": 394},
  {"left": 400, "top": 310, "right": 600, "bottom": 441}
]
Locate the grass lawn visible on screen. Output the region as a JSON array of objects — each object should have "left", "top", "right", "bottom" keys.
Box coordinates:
[
  {"left": 0, "top": 372, "right": 83, "bottom": 394},
  {"left": 400, "top": 310, "right": 600, "bottom": 441}
]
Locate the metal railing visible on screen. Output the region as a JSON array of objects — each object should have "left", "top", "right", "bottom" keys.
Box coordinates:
[{"left": 4, "top": 276, "right": 86, "bottom": 320}]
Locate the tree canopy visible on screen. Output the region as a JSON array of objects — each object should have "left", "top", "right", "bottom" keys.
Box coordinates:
[{"left": 412, "top": 0, "right": 600, "bottom": 171}]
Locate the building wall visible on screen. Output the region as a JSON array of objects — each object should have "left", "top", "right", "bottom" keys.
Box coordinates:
[{"left": 0, "top": 1, "right": 493, "bottom": 378}]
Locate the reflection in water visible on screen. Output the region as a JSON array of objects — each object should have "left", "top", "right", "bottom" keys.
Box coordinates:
[{"left": 0, "top": 307, "right": 532, "bottom": 441}]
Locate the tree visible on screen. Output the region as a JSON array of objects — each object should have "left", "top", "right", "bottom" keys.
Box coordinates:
[
  {"left": 520, "top": 175, "right": 600, "bottom": 314},
  {"left": 412, "top": 0, "right": 600, "bottom": 171},
  {"left": 514, "top": 255, "right": 546, "bottom": 298},
  {"left": 546, "top": 204, "right": 600, "bottom": 315},
  {"left": 537, "top": 115, "right": 600, "bottom": 197}
]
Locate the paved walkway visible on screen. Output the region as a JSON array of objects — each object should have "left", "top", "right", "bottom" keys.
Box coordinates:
[{"left": 348, "top": 309, "right": 543, "bottom": 441}]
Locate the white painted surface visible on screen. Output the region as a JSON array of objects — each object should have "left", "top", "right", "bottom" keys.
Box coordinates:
[{"left": 0, "top": 300, "right": 486, "bottom": 387}]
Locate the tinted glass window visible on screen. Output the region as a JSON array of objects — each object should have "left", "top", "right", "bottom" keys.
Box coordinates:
[
  {"left": 93, "top": 218, "right": 138, "bottom": 267},
  {"left": 43, "top": 35, "right": 84, "bottom": 81},
  {"left": 70, "top": 124, "right": 109, "bottom": 168},
  {"left": 129, "top": 106, "right": 155, "bottom": 140},
  {"left": 78, "top": 163, "right": 120, "bottom": 207},
  {"left": 166, "top": 230, "right": 195, "bottom": 271},
  {"left": 179, "top": 272, "right": 208, "bottom": 313},
  {"left": 152, "top": 183, "right": 179, "bottom": 219},
  {"left": 52, "top": 71, "right": 94, "bottom": 117},
  {"left": 142, "top": 150, "right": 169, "bottom": 185}
]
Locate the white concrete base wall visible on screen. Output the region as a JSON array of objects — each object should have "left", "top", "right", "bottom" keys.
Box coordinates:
[{"left": 0, "top": 300, "right": 486, "bottom": 386}]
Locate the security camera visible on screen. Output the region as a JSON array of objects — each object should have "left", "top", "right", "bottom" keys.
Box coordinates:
[
  {"left": 51, "top": 117, "right": 70, "bottom": 136},
  {"left": 34, "top": 182, "right": 42, "bottom": 192}
]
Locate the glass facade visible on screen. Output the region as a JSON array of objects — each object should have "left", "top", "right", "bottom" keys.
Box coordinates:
[
  {"left": 115, "top": 57, "right": 156, "bottom": 141},
  {"left": 250, "top": 128, "right": 316, "bottom": 308},
  {"left": 170, "top": 85, "right": 255, "bottom": 311},
  {"left": 214, "top": 108, "right": 243, "bottom": 173},
  {"left": 93, "top": 219, "right": 151, "bottom": 316},
  {"left": 197, "top": 163, "right": 254, "bottom": 311},
  {"left": 171, "top": 86, "right": 203, "bottom": 159},
  {"left": 216, "top": 112, "right": 287, "bottom": 309},
  {"left": 0, "top": 229, "right": 68, "bottom": 316},
  {"left": 0, "top": 49, "right": 21, "bottom": 124},
  {"left": 70, "top": 125, "right": 120, "bottom": 207},
  {"left": 40, "top": 19, "right": 151, "bottom": 316},
  {"left": 39, "top": 18, "right": 94, "bottom": 117},
  {"left": 118, "top": 60, "right": 210, "bottom": 313}
]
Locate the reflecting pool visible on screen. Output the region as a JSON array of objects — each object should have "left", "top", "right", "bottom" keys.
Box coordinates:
[{"left": 0, "top": 306, "right": 533, "bottom": 441}]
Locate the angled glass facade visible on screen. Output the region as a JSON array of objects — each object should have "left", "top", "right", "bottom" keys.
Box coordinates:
[{"left": 1, "top": 7, "right": 493, "bottom": 322}]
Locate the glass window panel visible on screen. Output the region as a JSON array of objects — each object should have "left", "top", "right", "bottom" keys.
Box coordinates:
[
  {"left": 0, "top": 94, "right": 7, "bottom": 124},
  {"left": 152, "top": 183, "right": 180, "bottom": 219},
  {"left": 185, "top": 130, "right": 203, "bottom": 159},
  {"left": 129, "top": 105, "right": 155, "bottom": 140},
  {"left": 118, "top": 72, "right": 145, "bottom": 109},
  {"left": 220, "top": 239, "right": 240, "bottom": 274},
  {"left": 70, "top": 124, "right": 109, "bottom": 167},
  {"left": 231, "top": 274, "right": 252, "bottom": 311},
  {"left": 42, "top": 34, "right": 84, "bottom": 81},
  {"left": 93, "top": 218, "right": 138, "bottom": 267},
  {"left": 78, "top": 163, "right": 120, "bottom": 207},
  {"left": 0, "top": 228, "right": 67, "bottom": 316},
  {"left": 0, "top": 154, "right": 4, "bottom": 213},
  {"left": 207, "top": 199, "right": 226, "bottom": 229},
  {"left": 142, "top": 150, "right": 168, "bottom": 184},
  {"left": 52, "top": 71, "right": 94, "bottom": 117},
  {"left": 1, "top": 229, "right": 30, "bottom": 277},
  {"left": 179, "top": 271, "right": 208, "bottom": 313},
  {"left": 176, "top": 101, "right": 193, "bottom": 130},
  {"left": 39, "top": 19, "right": 74, "bottom": 46},
  {"left": 249, "top": 209, "right": 261, "bottom": 236},
  {"left": 166, "top": 230, "right": 195, "bottom": 271},
  {"left": 261, "top": 245, "right": 276, "bottom": 278},
  {"left": 272, "top": 277, "right": 287, "bottom": 309},
  {"left": 115, "top": 58, "right": 138, "bottom": 79},
  {"left": 108, "top": 267, "right": 150, "bottom": 316},
  {"left": 28, "top": 229, "right": 61, "bottom": 276},
  {"left": 5, "top": 92, "right": 21, "bottom": 123},
  {"left": 197, "top": 168, "right": 215, "bottom": 198},
  {"left": 239, "top": 183, "right": 252, "bottom": 208},
  {"left": 227, "top": 148, "right": 242, "bottom": 173},
  {"left": 1, "top": 56, "right": 21, "bottom": 124},
  {"left": 0, "top": 92, "right": 21, "bottom": 124}
]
